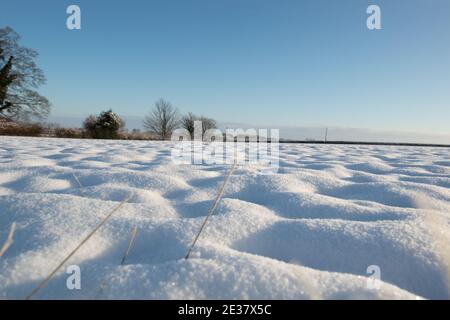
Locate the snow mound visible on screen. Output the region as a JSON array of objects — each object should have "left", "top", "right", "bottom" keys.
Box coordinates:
[{"left": 0, "top": 137, "right": 449, "bottom": 299}]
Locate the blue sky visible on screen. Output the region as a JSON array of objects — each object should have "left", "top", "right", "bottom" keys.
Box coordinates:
[{"left": 1, "top": 0, "right": 449, "bottom": 135}]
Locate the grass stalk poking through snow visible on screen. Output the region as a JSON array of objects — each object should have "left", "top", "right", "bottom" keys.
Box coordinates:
[
  {"left": 185, "top": 161, "right": 237, "bottom": 260},
  {"left": 121, "top": 226, "right": 138, "bottom": 265},
  {"left": 25, "top": 195, "right": 131, "bottom": 300},
  {"left": 0, "top": 222, "right": 16, "bottom": 259},
  {"left": 96, "top": 226, "right": 138, "bottom": 298},
  {"left": 72, "top": 173, "right": 83, "bottom": 188}
]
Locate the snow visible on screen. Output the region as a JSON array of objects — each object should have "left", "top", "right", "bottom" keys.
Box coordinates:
[{"left": 0, "top": 136, "right": 449, "bottom": 300}]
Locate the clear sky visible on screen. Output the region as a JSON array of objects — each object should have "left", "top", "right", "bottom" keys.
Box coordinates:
[{"left": 1, "top": 0, "right": 449, "bottom": 135}]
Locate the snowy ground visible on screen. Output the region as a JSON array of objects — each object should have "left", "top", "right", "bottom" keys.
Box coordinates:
[{"left": 0, "top": 136, "right": 449, "bottom": 300}]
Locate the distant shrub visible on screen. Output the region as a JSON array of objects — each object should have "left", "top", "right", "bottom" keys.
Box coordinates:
[
  {"left": 83, "top": 115, "right": 97, "bottom": 135},
  {"left": 83, "top": 110, "right": 125, "bottom": 139},
  {"left": 119, "top": 129, "right": 157, "bottom": 140},
  {"left": 54, "top": 127, "right": 83, "bottom": 139},
  {"left": 0, "top": 119, "right": 44, "bottom": 137}
]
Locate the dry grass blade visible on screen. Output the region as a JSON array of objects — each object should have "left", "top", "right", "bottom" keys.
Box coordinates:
[
  {"left": 0, "top": 222, "right": 17, "bottom": 259},
  {"left": 121, "top": 226, "right": 138, "bottom": 265},
  {"left": 72, "top": 173, "right": 83, "bottom": 187},
  {"left": 96, "top": 226, "right": 139, "bottom": 298},
  {"left": 185, "top": 161, "right": 237, "bottom": 259},
  {"left": 25, "top": 196, "right": 131, "bottom": 300}
]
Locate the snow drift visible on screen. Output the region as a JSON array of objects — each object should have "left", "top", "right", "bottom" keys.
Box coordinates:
[{"left": 0, "top": 137, "right": 449, "bottom": 299}]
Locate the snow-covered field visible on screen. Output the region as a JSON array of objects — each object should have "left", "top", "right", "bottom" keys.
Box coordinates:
[{"left": 0, "top": 136, "right": 449, "bottom": 300}]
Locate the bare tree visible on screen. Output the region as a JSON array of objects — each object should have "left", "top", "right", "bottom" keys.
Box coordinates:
[
  {"left": 143, "top": 99, "right": 179, "bottom": 139},
  {"left": 200, "top": 116, "right": 217, "bottom": 137},
  {"left": 0, "top": 27, "right": 50, "bottom": 121},
  {"left": 180, "top": 112, "right": 196, "bottom": 138},
  {"left": 181, "top": 113, "right": 217, "bottom": 139}
]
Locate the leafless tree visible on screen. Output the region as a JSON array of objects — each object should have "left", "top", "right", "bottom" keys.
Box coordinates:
[
  {"left": 0, "top": 27, "right": 50, "bottom": 121},
  {"left": 181, "top": 112, "right": 196, "bottom": 138},
  {"left": 200, "top": 116, "right": 217, "bottom": 137},
  {"left": 181, "top": 113, "right": 217, "bottom": 139},
  {"left": 143, "top": 99, "right": 180, "bottom": 139}
]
